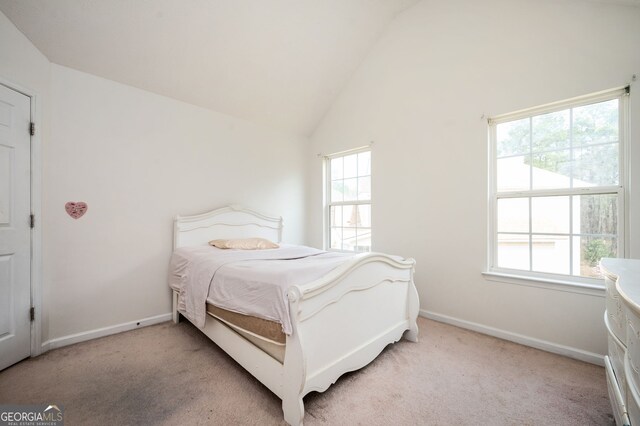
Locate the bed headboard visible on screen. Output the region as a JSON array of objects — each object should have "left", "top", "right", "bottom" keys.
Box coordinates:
[{"left": 173, "top": 205, "right": 283, "bottom": 249}]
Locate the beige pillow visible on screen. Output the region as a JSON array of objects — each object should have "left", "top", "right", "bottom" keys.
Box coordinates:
[{"left": 209, "top": 237, "right": 279, "bottom": 250}]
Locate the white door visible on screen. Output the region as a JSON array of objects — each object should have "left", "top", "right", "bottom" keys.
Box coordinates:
[{"left": 0, "top": 84, "right": 31, "bottom": 370}]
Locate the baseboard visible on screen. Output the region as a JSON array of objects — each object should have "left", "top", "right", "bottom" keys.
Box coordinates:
[
  {"left": 41, "top": 313, "right": 172, "bottom": 352},
  {"left": 420, "top": 309, "right": 605, "bottom": 366}
]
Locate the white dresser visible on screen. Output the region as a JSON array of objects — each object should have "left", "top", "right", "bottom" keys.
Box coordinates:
[{"left": 603, "top": 258, "right": 640, "bottom": 426}]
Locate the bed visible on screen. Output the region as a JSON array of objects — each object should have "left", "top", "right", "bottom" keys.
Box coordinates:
[{"left": 170, "top": 205, "right": 419, "bottom": 425}]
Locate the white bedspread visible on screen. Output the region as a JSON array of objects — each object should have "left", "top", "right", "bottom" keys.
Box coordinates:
[{"left": 169, "top": 244, "right": 353, "bottom": 334}]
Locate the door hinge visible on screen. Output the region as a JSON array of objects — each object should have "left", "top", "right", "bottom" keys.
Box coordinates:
[
  {"left": 30, "top": 306, "right": 35, "bottom": 321},
  {"left": 30, "top": 214, "right": 35, "bottom": 229},
  {"left": 30, "top": 122, "right": 35, "bottom": 136}
]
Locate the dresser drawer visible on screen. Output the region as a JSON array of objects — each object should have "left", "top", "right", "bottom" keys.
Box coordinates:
[
  {"left": 607, "top": 356, "right": 630, "bottom": 426},
  {"left": 626, "top": 308, "right": 640, "bottom": 398},
  {"left": 607, "top": 275, "right": 627, "bottom": 343},
  {"left": 626, "top": 353, "right": 640, "bottom": 426},
  {"left": 609, "top": 329, "right": 628, "bottom": 403}
]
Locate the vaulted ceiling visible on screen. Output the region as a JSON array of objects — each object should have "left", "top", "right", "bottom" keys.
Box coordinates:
[{"left": 0, "top": 0, "right": 419, "bottom": 136}]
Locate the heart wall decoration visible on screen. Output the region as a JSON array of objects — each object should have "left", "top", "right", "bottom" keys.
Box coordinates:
[{"left": 65, "top": 202, "right": 88, "bottom": 219}]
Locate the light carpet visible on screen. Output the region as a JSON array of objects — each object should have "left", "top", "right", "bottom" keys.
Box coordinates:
[{"left": 0, "top": 317, "right": 613, "bottom": 425}]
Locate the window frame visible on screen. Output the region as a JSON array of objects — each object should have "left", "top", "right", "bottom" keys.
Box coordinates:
[
  {"left": 324, "top": 146, "right": 372, "bottom": 252},
  {"left": 487, "top": 87, "right": 629, "bottom": 286}
]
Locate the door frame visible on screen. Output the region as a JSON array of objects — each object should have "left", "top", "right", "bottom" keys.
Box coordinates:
[{"left": 0, "top": 77, "right": 43, "bottom": 357}]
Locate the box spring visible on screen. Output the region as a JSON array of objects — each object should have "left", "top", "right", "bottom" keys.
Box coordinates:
[{"left": 206, "top": 303, "right": 286, "bottom": 363}]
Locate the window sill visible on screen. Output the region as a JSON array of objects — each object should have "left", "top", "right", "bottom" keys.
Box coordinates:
[{"left": 481, "top": 271, "right": 605, "bottom": 297}]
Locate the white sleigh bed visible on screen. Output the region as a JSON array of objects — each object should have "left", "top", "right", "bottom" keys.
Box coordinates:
[{"left": 170, "top": 205, "right": 419, "bottom": 425}]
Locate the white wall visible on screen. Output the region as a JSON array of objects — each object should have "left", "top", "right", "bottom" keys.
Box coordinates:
[
  {"left": 0, "top": 11, "right": 49, "bottom": 104},
  {"left": 308, "top": 0, "right": 640, "bottom": 357},
  {"left": 44, "top": 64, "right": 307, "bottom": 343}
]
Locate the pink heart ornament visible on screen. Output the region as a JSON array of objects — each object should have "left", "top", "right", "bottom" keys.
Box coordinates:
[{"left": 65, "top": 202, "right": 88, "bottom": 219}]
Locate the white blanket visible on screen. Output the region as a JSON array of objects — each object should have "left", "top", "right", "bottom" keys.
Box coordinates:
[{"left": 169, "top": 244, "right": 352, "bottom": 334}]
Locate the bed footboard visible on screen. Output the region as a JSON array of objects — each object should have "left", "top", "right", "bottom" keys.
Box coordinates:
[{"left": 282, "top": 253, "right": 418, "bottom": 425}]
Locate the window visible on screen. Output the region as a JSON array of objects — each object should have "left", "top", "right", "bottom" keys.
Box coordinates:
[
  {"left": 326, "top": 148, "right": 371, "bottom": 252},
  {"left": 489, "top": 88, "right": 628, "bottom": 283}
]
